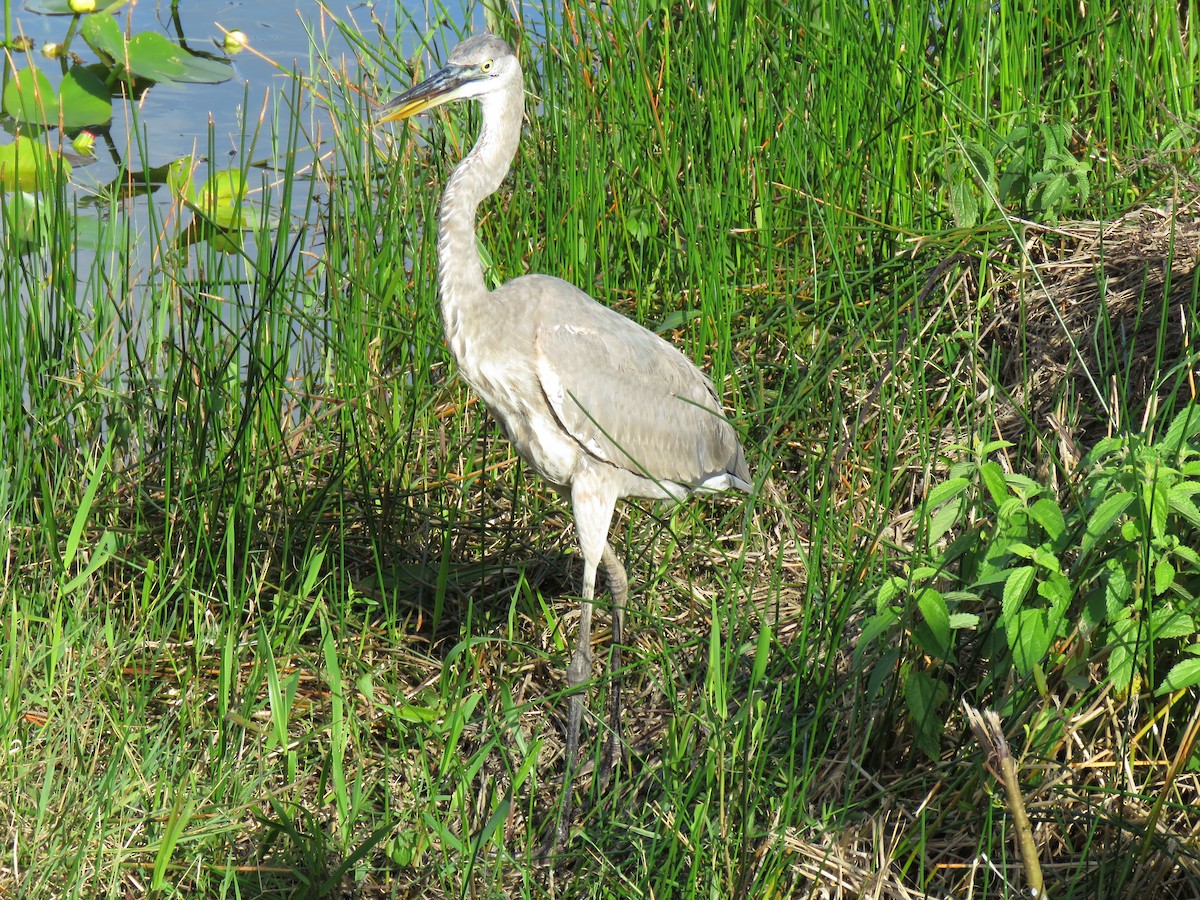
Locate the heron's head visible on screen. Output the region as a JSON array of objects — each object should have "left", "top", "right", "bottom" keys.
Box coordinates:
[{"left": 376, "top": 34, "right": 520, "bottom": 125}]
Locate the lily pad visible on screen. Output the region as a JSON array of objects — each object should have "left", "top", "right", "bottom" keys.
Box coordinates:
[
  {"left": 58, "top": 65, "right": 113, "bottom": 127},
  {"left": 189, "top": 169, "right": 259, "bottom": 231},
  {"left": 126, "top": 32, "right": 232, "bottom": 84},
  {"left": 24, "top": 0, "right": 126, "bottom": 13},
  {"left": 3, "top": 65, "right": 56, "bottom": 126},
  {"left": 0, "top": 190, "right": 53, "bottom": 251},
  {"left": 0, "top": 136, "right": 73, "bottom": 192},
  {"left": 79, "top": 12, "right": 123, "bottom": 64},
  {"left": 80, "top": 15, "right": 232, "bottom": 85}
]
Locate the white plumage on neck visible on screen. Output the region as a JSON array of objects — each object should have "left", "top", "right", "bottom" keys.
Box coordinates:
[{"left": 436, "top": 81, "right": 524, "bottom": 364}]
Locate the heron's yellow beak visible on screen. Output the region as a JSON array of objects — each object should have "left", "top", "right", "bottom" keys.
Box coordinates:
[{"left": 375, "top": 64, "right": 474, "bottom": 125}]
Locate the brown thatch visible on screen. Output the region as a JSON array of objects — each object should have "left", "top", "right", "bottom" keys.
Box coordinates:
[{"left": 984, "top": 203, "right": 1200, "bottom": 453}]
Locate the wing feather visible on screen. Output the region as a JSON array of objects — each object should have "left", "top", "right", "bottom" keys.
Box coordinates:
[{"left": 534, "top": 312, "right": 746, "bottom": 487}]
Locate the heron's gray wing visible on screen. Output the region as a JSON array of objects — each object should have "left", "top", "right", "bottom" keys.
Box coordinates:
[{"left": 534, "top": 316, "right": 744, "bottom": 487}]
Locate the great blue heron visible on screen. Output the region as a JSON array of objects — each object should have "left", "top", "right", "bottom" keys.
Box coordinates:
[{"left": 377, "top": 33, "right": 751, "bottom": 851}]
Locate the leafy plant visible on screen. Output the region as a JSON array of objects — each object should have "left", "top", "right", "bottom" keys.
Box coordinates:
[
  {"left": 2, "top": 2, "right": 234, "bottom": 133},
  {"left": 862, "top": 405, "right": 1200, "bottom": 757},
  {"left": 942, "top": 121, "right": 1092, "bottom": 226}
]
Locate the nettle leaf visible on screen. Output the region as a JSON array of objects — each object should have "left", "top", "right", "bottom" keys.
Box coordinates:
[
  {"left": 1001, "top": 565, "right": 1036, "bottom": 624},
  {"left": 1145, "top": 481, "right": 1170, "bottom": 540},
  {"left": 858, "top": 605, "right": 900, "bottom": 652},
  {"left": 1150, "top": 607, "right": 1194, "bottom": 640},
  {"left": 1009, "top": 608, "right": 1053, "bottom": 676},
  {"left": 1167, "top": 487, "right": 1200, "bottom": 529},
  {"left": 877, "top": 575, "right": 907, "bottom": 610},
  {"left": 962, "top": 140, "right": 995, "bottom": 187},
  {"left": 1004, "top": 473, "right": 1043, "bottom": 500},
  {"left": 1158, "top": 657, "right": 1200, "bottom": 694},
  {"left": 904, "top": 671, "right": 948, "bottom": 760},
  {"left": 1033, "top": 173, "right": 1072, "bottom": 213},
  {"left": 1029, "top": 497, "right": 1066, "bottom": 543},
  {"left": 1083, "top": 492, "right": 1135, "bottom": 557},
  {"left": 925, "top": 476, "right": 971, "bottom": 512},
  {"left": 1161, "top": 403, "right": 1200, "bottom": 450},
  {"left": 916, "top": 588, "right": 952, "bottom": 659},
  {"left": 948, "top": 612, "right": 980, "bottom": 630},
  {"left": 1174, "top": 544, "right": 1200, "bottom": 568},
  {"left": 1154, "top": 559, "right": 1177, "bottom": 596},
  {"left": 1038, "top": 571, "right": 1072, "bottom": 613},
  {"left": 979, "top": 460, "right": 1008, "bottom": 506},
  {"left": 949, "top": 175, "right": 978, "bottom": 228},
  {"left": 1104, "top": 559, "right": 1133, "bottom": 618},
  {"left": 1106, "top": 618, "right": 1141, "bottom": 693}
]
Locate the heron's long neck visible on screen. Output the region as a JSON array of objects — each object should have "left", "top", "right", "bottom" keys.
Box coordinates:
[{"left": 437, "top": 84, "right": 523, "bottom": 360}]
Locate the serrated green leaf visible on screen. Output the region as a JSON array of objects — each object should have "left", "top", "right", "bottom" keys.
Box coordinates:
[
  {"left": 1150, "top": 607, "right": 1193, "bottom": 640},
  {"left": 947, "top": 612, "right": 980, "bottom": 630},
  {"left": 904, "top": 671, "right": 947, "bottom": 759},
  {"left": 1160, "top": 403, "right": 1200, "bottom": 452},
  {"left": 1002, "top": 565, "right": 1036, "bottom": 624},
  {"left": 1034, "top": 173, "right": 1071, "bottom": 213},
  {"left": 1148, "top": 480, "right": 1170, "bottom": 540},
  {"left": 1106, "top": 618, "right": 1141, "bottom": 693},
  {"left": 929, "top": 498, "right": 965, "bottom": 545},
  {"left": 917, "top": 588, "right": 951, "bottom": 658},
  {"left": 1173, "top": 544, "right": 1200, "bottom": 568},
  {"left": 949, "top": 176, "right": 978, "bottom": 228},
  {"left": 1009, "top": 608, "right": 1052, "bottom": 676},
  {"left": 979, "top": 460, "right": 1007, "bottom": 506},
  {"left": 877, "top": 576, "right": 906, "bottom": 610},
  {"left": 962, "top": 140, "right": 995, "bottom": 186},
  {"left": 1154, "top": 559, "right": 1176, "bottom": 596},
  {"left": 857, "top": 606, "right": 900, "bottom": 652},
  {"left": 1083, "top": 492, "right": 1135, "bottom": 557},
  {"left": 1031, "top": 545, "right": 1062, "bottom": 573},
  {"left": 1167, "top": 488, "right": 1200, "bottom": 529},
  {"left": 1029, "top": 497, "right": 1066, "bottom": 542},
  {"left": 1004, "top": 473, "right": 1042, "bottom": 500},
  {"left": 1157, "top": 657, "right": 1200, "bottom": 694},
  {"left": 1104, "top": 560, "right": 1133, "bottom": 617}
]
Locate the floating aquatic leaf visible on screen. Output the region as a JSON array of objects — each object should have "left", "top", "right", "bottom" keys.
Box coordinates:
[
  {"left": 0, "top": 136, "right": 73, "bottom": 192},
  {"left": 79, "top": 11, "right": 124, "bottom": 64},
  {"left": 0, "top": 191, "right": 55, "bottom": 252},
  {"left": 126, "top": 32, "right": 233, "bottom": 84},
  {"left": 189, "top": 169, "right": 259, "bottom": 231},
  {"left": 58, "top": 65, "right": 113, "bottom": 127},
  {"left": 25, "top": 0, "right": 125, "bottom": 15},
  {"left": 79, "top": 16, "right": 233, "bottom": 85},
  {"left": 2, "top": 65, "right": 57, "bottom": 126}
]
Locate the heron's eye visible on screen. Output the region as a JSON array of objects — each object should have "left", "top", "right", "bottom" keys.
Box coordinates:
[{"left": 481, "top": 59, "right": 493, "bottom": 73}]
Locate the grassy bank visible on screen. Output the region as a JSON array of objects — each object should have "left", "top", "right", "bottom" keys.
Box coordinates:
[{"left": 2, "top": 0, "right": 1200, "bottom": 896}]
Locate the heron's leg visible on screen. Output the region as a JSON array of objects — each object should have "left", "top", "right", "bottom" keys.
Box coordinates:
[
  {"left": 550, "top": 476, "right": 616, "bottom": 852},
  {"left": 553, "top": 556, "right": 596, "bottom": 852},
  {"left": 597, "top": 541, "right": 627, "bottom": 788}
]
